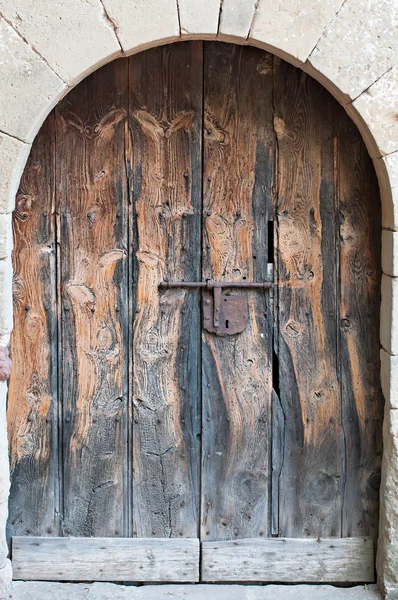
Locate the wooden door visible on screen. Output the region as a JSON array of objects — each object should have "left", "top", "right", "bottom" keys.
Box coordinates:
[{"left": 8, "top": 41, "right": 382, "bottom": 585}]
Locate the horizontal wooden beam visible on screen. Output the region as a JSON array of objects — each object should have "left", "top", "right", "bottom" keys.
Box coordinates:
[
  {"left": 202, "top": 537, "right": 374, "bottom": 583},
  {"left": 12, "top": 537, "right": 200, "bottom": 582}
]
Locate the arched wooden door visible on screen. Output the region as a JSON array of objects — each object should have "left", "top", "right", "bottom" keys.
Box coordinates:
[{"left": 8, "top": 41, "right": 383, "bottom": 584}]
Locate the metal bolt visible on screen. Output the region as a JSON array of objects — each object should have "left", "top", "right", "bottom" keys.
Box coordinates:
[
  {"left": 65, "top": 417, "right": 70, "bottom": 422},
  {"left": 115, "top": 416, "right": 121, "bottom": 422},
  {"left": 91, "top": 307, "right": 95, "bottom": 313},
  {"left": 25, "top": 305, "right": 30, "bottom": 311},
  {"left": 207, "top": 211, "right": 212, "bottom": 217},
  {"left": 181, "top": 386, "right": 186, "bottom": 390},
  {"left": 207, "top": 383, "right": 211, "bottom": 388},
  {"left": 206, "top": 417, "right": 210, "bottom": 422},
  {"left": 136, "top": 308, "right": 141, "bottom": 313},
  {"left": 181, "top": 346, "right": 186, "bottom": 351}
]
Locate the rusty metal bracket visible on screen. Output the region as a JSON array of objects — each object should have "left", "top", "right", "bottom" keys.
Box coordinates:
[{"left": 159, "top": 280, "right": 274, "bottom": 336}]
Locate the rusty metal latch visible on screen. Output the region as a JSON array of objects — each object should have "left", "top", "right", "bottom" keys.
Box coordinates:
[{"left": 159, "top": 280, "right": 274, "bottom": 336}]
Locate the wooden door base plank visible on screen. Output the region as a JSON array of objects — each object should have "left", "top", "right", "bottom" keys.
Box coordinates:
[
  {"left": 12, "top": 537, "right": 199, "bottom": 582},
  {"left": 202, "top": 537, "right": 374, "bottom": 583}
]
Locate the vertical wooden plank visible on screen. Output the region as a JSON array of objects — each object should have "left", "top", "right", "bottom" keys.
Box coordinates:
[
  {"left": 8, "top": 116, "right": 59, "bottom": 538},
  {"left": 338, "top": 115, "right": 383, "bottom": 540},
  {"left": 129, "top": 42, "right": 202, "bottom": 538},
  {"left": 201, "top": 43, "right": 274, "bottom": 541},
  {"left": 57, "top": 59, "right": 129, "bottom": 537},
  {"left": 274, "top": 59, "right": 341, "bottom": 537}
]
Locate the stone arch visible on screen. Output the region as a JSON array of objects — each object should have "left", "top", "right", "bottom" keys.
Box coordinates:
[{"left": 0, "top": 1, "right": 396, "bottom": 597}]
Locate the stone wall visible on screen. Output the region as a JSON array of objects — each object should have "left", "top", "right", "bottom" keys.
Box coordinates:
[{"left": 0, "top": 0, "right": 396, "bottom": 597}]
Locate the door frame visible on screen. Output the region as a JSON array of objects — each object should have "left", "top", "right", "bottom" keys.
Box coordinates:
[{"left": 0, "top": 8, "right": 396, "bottom": 595}]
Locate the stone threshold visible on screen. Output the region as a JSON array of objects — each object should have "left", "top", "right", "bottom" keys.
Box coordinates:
[{"left": 11, "top": 582, "right": 381, "bottom": 600}]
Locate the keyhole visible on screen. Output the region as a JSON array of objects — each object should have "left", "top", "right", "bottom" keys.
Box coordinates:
[{"left": 225, "top": 320, "right": 229, "bottom": 329}]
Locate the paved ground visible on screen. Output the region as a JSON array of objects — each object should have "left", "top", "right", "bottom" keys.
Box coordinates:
[{"left": 11, "top": 582, "right": 382, "bottom": 600}]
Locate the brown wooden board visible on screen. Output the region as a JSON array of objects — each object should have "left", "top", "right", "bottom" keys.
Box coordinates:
[
  {"left": 129, "top": 42, "right": 203, "bottom": 538},
  {"left": 337, "top": 113, "right": 383, "bottom": 539},
  {"left": 8, "top": 116, "right": 60, "bottom": 539},
  {"left": 273, "top": 58, "right": 342, "bottom": 537},
  {"left": 56, "top": 59, "right": 130, "bottom": 537},
  {"left": 201, "top": 43, "right": 274, "bottom": 541}
]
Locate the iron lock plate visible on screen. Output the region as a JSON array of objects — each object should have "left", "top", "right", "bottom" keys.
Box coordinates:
[
  {"left": 202, "top": 290, "right": 248, "bottom": 336},
  {"left": 159, "top": 280, "right": 273, "bottom": 337}
]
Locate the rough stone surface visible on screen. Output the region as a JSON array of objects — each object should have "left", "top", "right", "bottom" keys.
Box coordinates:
[
  {"left": 179, "top": 0, "right": 220, "bottom": 37},
  {"left": 0, "top": 18, "right": 66, "bottom": 143},
  {"left": 0, "top": 134, "right": 30, "bottom": 214},
  {"left": 0, "top": 560, "right": 12, "bottom": 600},
  {"left": 0, "top": 382, "right": 11, "bottom": 577},
  {"left": 381, "top": 348, "right": 398, "bottom": 410},
  {"left": 0, "top": 216, "right": 12, "bottom": 261},
  {"left": 381, "top": 274, "right": 398, "bottom": 355},
  {"left": 377, "top": 404, "right": 398, "bottom": 595},
  {"left": 10, "top": 582, "right": 382, "bottom": 600},
  {"left": 101, "top": 0, "right": 180, "bottom": 54},
  {"left": 218, "top": 0, "right": 255, "bottom": 40},
  {"left": 249, "top": 0, "right": 344, "bottom": 64},
  {"left": 309, "top": 0, "right": 398, "bottom": 102},
  {"left": 383, "top": 229, "right": 398, "bottom": 277},
  {"left": 0, "top": 259, "right": 13, "bottom": 337},
  {"left": 352, "top": 67, "right": 398, "bottom": 158},
  {"left": 0, "top": 0, "right": 121, "bottom": 86}
]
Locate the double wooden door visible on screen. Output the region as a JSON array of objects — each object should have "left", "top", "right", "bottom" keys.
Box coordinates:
[{"left": 8, "top": 41, "right": 382, "bottom": 583}]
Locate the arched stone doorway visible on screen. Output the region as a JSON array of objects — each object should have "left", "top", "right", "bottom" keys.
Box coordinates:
[{"left": 0, "top": 1, "right": 396, "bottom": 597}]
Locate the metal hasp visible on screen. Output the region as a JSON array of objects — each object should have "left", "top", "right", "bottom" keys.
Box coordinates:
[{"left": 159, "top": 280, "right": 274, "bottom": 336}]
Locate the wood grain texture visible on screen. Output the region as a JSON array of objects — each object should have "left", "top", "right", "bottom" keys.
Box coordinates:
[
  {"left": 12, "top": 536, "right": 199, "bottom": 582},
  {"left": 337, "top": 114, "right": 383, "bottom": 539},
  {"left": 201, "top": 537, "right": 374, "bottom": 583},
  {"left": 201, "top": 43, "right": 274, "bottom": 541},
  {"left": 8, "top": 115, "right": 59, "bottom": 539},
  {"left": 273, "top": 58, "right": 341, "bottom": 537},
  {"left": 129, "top": 42, "right": 203, "bottom": 538},
  {"left": 57, "top": 59, "right": 129, "bottom": 537}
]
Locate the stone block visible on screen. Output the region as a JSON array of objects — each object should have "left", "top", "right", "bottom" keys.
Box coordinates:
[
  {"left": 352, "top": 67, "right": 398, "bottom": 158},
  {"left": 381, "top": 349, "right": 398, "bottom": 410},
  {"left": 0, "top": 0, "right": 121, "bottom": 86},
  {"left": 0, "top": 18, "right": 66, "bottom": 143},
  {"left": 0, "top": 559, "right": 12, "bottom": 600},
  {"left": 179, "top": 0, "right": 220, "bottom": 37},
  {"left": 383, "top": 230, "right": 398, "bottom": 277},
  {"left": 101, "top": 0, "right": 179, "bottom": 54},
  {"left": 381, "top": 274, "right": 398, "bottom": 355},
  {"left": 377, "top": 405, "right": 398, "bottom": 593},
  {"left": 375, "top": 153, "right": 398, "bottom": 231},
  {"left": 309, "top": 0, "right": 397, "bottom": 102},
  {"left": 0, "top": 215, "right": 13, "bottom": 261},
  {"left": 219, "top": 0, "right": 256, "bottom": 41},
  {"left": 0, "top": 258, "right": 13, "bottom": 337},
  {"left": 249, "top": 0, "right": 344, "bottom": 65},
  {"left": 0, "top": 133, "right": 30, "bottom": 213}
]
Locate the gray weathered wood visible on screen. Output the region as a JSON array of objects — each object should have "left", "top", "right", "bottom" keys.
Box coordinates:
[
  {"left": 12, "top": 537, "right": 200, "bottom": 582},
  {"left": 202, "top": 537, "right": 374, "bottom": 583}
]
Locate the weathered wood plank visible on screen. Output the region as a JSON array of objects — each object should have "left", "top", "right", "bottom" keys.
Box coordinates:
[
  {"left": 8, "top": 115, "right": 60, "bottom": 539},
  {"left": 273, "top": 58, "right": 342, "bottom": 537},
  {"left": 337, "top": 112, "right": 383, "bottom": 539},
  {"left": 129, "top": 42, "right": 203, "bottom": 537},
  {"left": 12, "top": 536, "right": 199, "bottom": 582},
  {"left": 201, "top": 43, "right": 274, "bottom": 541},
  {"left": 56, "top": 59, "right": 129, "bottom": 536},
  {"left": 202, "top": 537, "right": 374, "bottom": 583}
]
